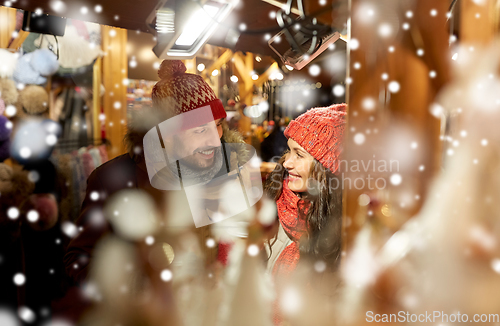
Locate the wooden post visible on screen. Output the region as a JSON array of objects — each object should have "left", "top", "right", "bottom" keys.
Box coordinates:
[
  {"left": 256, "top": 62, "right": 279, "bottom": 85},
  {"left": 202, "top": 49, "right": 233, "bottom": 80},
  {"left": 233, "top": 52, "right": 255, "bottom": 106},
  {"left": 102, "top": 26, "right": 128, "bottom": 159},
  {"left": 8, "top": 30, "right": 29, "bottom": 50},
  {"left": 93, "top": 57, "right": 103, "bottom": 144},
  {"left": 232, "top": 52, "right": 279, "bottom": 143},
  {"left": 0, "top": 6, "right": 16, "bottom": 48}
]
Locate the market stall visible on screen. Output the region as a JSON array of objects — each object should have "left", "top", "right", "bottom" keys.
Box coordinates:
[{"left": 1, "top": 0, "right": 500, "bottom": 325}]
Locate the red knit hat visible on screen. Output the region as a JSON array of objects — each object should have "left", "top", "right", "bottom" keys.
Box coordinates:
[
  {"left": 152, "top": 60, "right": 226, "bottom": 130},
  {"left": 284, "top": 103, "right": 346, "bottom": 173}
]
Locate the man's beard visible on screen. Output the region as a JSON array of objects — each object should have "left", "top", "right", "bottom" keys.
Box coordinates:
[{"left": 166, "top": 146, "right": 223, "bottom": 188}]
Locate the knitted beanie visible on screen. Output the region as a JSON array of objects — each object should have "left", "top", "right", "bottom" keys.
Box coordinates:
[
  {"left": 284, "top": 103, "right": 346, "bottom": 173},
  {"left": 152, "top": 60, "right": 226, "bottom": 130}
]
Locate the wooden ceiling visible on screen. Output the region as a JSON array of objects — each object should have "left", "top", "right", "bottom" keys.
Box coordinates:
[
  {"left": 8, "top": 0, "right": 347, "bottom": 90},
  {"left": 8, "top": 0, "right": 346, "bottom": 58}
]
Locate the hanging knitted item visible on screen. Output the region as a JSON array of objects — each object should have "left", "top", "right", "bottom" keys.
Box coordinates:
[
  {"left": 0, "top": 49, "right": 19, "bottom": 79},
  {"left": 30, "top": 49, "right": 59, "bottom": 76},
  {"left": 0, "top": 78, "right": 19, "bottom": 107},
  {"left": 272, "top": 179, "right": 309, "bottom": 324},
  {"left": 33, "top": 22, "right": 102, "bottom": 70},
  {"left": 12, "top": 49, "right": 59, "bottom": 85}
]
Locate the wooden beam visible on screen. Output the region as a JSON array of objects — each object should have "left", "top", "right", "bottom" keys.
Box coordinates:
[
  {"left": 233, "top": 54, "right": 279, "bottom": 102},
  {"left": 245, "top": 52, "right": 253, "bottom": 69},
  {"left": 243, "top": 52, "right": 255, "bottom": 104},
  {"left": 255, "top": 62, "right": 279, "bottom": 86},
  {"left": 202, "top": 49, "right": 233, "bottom": 79},
  {"left": 261, "top": 0, "right": 302, "bottom": 15},
  {"left": 232, "top": 52, "right": 251, "bottom": 79},
  {"left": 8, "top": 30, "right": 29, "bottom": 50},
  {"left": 233, "top": 52, "right": 254, "bottom": 105}
]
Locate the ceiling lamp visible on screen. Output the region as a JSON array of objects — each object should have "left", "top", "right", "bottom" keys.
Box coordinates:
[
  {"left": 266, "top": 0, "right": 342, "bottom": 70},
  {"left": 147, "top": 0, "right": 235, "bottom": 59}
]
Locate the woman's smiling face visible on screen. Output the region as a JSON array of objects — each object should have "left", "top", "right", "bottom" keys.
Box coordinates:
[{"left": 283, "top": 138, "right": 314, "bottom": 192}]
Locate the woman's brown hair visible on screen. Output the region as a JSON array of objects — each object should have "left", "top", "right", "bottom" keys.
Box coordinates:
[{"left": 265, "top": 152, "right": 343, "bottom": 269}]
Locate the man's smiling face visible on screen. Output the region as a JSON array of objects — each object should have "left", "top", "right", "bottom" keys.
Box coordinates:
[{"left": 166, "top": 118, "right": 224, "bottom": 171}]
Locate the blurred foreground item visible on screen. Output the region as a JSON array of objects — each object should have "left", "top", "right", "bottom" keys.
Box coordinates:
[{"left": 338, "top": 38, "right": 500, "bottom": 326}]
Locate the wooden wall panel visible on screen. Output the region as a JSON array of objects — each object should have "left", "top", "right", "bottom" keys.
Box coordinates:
[
  {"left": 460, "top": 0, "right": 499, "bottom": 45},
  {"left": 102, "top": 26, "right": 128, "bottom": 159},
  {"left": 0, "top": 6, "right": 17, "bottom": 48},
  {"left": 93, "top": 57, "right": 103, "bottom": 143}
]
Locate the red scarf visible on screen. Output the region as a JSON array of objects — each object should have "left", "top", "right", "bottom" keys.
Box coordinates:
[{"left": 272, "top": 179, "right": 309, "bottom": 324}]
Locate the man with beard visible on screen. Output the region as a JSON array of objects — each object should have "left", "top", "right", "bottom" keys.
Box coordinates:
[{"left": 60, "top": 61, "right": 248, "bottom": 320}]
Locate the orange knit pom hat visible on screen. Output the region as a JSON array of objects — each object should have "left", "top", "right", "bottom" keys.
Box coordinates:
[
  {"left": 284, "top": 103, "right": 346, "bottom": 173},
  {"left": 152, "top": 60, "right": 226, "bottom": 130}
]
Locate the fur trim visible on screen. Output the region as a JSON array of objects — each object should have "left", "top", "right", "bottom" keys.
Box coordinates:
[
  {"left": 13, "top": 52, "right": 47, "bottom": 85},
  {"left": 221, "top": 125, "right": 244, "bottom": 144},
  {"left": 16, "top": 85, "right": 49, "bottom": 119},
  {"left": 0, "top": 163, "right": 13, "bottom": 185},
  {"left": 0, "top": 78, "right": 19, "bottom": 106},
  {"left": 0, "top": 50, "right": 18, "bottom": 79},
  {"left": 0, "top": 163, "right": 34, "bottom": 205},
  {"left": 221, "top": 125, "right": 250, "bottom": 165},
  {"left": 31, "top": 49, "right": 59, "bottom": 76}
]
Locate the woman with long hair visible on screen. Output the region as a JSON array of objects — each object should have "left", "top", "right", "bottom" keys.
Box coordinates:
[{"left": 264, "top": 104, "right": 346, "bottom": 323}]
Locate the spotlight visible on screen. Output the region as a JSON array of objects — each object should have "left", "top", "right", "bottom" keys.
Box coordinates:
[
  {"left": 148, "top": 0, "right": 235, "bottom": 59},
  {"left": 267, "top": 1, "right": 341, "bottom": 70}
]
